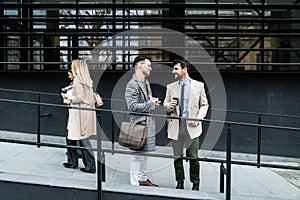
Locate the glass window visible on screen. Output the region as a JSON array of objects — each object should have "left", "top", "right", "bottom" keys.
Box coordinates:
[
  {"left": 1, "top": 1, "right": 300, "bottom": 71},
  {"left": 5, "top": 36, "right": 20, "bottom": 70}
]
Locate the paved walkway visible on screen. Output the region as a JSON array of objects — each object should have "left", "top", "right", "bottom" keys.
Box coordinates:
[{"left": 0, "top": 131, "right": 299, "bottom": 200}]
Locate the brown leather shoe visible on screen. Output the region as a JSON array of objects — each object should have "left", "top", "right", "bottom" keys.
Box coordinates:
[{"left": 139, "top": 179, "right": 158, "bottom": 187}]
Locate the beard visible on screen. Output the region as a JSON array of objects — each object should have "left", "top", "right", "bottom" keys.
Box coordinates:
[
  {"left": 144, "top": 70, "right": 150, "bottom": 77},
  {"left": 174, "top": 74, "right": 181, "bottom": 80}
]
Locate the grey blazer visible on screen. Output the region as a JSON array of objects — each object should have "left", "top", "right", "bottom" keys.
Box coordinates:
[{"left": 125, "top": 73, "right": 156, "bottom": 151}]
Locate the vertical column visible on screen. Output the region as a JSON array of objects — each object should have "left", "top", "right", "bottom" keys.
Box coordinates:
[
  {"left": 72, "top": 0, "right": 79, "bottom": 60},
  {"left": 259, "top": 0, "right": 265, "bottom": 71},
  {"left": 290, "top": 6, "right": 300, "bottom": 70},
  {"left": 28, "top": 0, "right": 33, "bottom": 70},
  {"left": 45, "top": 10, "right": 60, "bottom": 70},
  {"left": 162, "top": 0, "right": 186, "bottom": 62},
  {"left": 0, "top": 0, "right": 4, "bottom": 70},
  {"left": 215, "top": 0, "right": 219, "bottom": 63},
  {"left": 20, "top": 0, "right": 29, "bottom": 70}
]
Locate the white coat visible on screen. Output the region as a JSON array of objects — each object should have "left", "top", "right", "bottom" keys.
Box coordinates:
[
  {"left": 67, "top": 76, "right": 97, "bottom": 140},
  {"left": 163, "top": 79, "right": 209, "bottom": 140}
]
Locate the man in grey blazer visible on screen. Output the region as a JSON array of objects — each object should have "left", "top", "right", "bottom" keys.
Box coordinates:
[
  {"left": 125, "top": 55, "right": 161, "bottom": 187},
  {"left": 163, "top": 59, "right": 209, "bottom": 191}
]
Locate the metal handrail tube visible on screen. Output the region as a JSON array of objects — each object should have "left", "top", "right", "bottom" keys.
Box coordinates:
[
  {"left": 0, "top": 97, "right": 300, "bottom": 131},
  {"left": 0, "top": 137, "right": 298, "bottom": 171},
  {"left": 1, "top": 87, "right": 300, "bottom": 120}
]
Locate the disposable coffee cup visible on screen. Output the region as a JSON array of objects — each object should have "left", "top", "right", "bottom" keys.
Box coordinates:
[{"left": 172, "top": 97, "right": 179, "bottom": 105}]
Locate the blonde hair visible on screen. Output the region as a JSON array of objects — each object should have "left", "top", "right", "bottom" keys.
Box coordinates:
[{"left": 71, "top": 59, "right": 93, "bottom": 88}]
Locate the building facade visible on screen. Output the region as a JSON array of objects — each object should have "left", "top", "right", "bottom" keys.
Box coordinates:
[{"left": 0, "top": 0, "right": 300, "bottom": 158}]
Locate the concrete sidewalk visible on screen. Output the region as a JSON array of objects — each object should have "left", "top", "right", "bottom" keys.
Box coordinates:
[{"left": 0, "top": 132, "right": 299, "bottom": 200}]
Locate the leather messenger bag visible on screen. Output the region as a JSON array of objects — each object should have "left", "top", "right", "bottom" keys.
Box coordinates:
[{"left": 118, "top": 122, "right": 148, "bottom": 150}]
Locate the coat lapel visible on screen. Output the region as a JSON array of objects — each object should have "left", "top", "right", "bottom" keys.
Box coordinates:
[
  {"left": 133, "top": 74, "right": 149, "bottom": 101},
  {"left": 145, "top": 80, "right": 152, "bottom": 97},
  {"left": 171, "top": 82, "right": 179, "bottom": 98},
  {"left": 188, "top": 79, "right": 197, "bottom": 108},
  {"left": 170, "top": 82, "right": 180, "bottom": 115}
]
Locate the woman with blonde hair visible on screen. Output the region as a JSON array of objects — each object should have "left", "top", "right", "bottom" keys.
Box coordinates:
[{"left": 61, "top": 59, "right": 97, "bottom": 173}]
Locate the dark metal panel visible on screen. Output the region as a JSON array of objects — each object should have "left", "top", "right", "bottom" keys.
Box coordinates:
[
  {"left": 0, "top": 71, "right": 299, "bottom": 158},
  {"left": 0, "top": 180, "right": 193, "bottom": 200}
]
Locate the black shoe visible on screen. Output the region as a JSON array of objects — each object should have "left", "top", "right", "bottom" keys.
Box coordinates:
[
  {"left": 80, "top": 168, "right": 96, "bottom": 174},
  {"left": 63, "top": 163, "right": 78, "bottom": 168},
  {"left": 176, "top": 181, "right": 184, "bottom": 189},
  {"left": 192, "top": 183, "right": 199, "bottom": 191}
]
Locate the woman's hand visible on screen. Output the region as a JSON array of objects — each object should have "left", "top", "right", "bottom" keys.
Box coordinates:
[{"left": 61, "top": 93, "right": 68, "bottom": 100}]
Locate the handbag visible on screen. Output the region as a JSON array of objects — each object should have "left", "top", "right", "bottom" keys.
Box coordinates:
[
  {"left": 118, "top": 121, "right": 148, "bottom": 150},
  {"left": 94, "top": 92, "right": 103, "bottom": 107}
]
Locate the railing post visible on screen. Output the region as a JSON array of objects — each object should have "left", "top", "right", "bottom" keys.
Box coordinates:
[
  {"left": 97, "top": 109, "right": 103, "bottom": 200},
  {"left": 220, "top": 162, "right": 225, "bottom": 193},
  {"left": 36, "top": 94, "right": 41, "bottom": 148},
  {"left": 226, "top": 124, "right": 232, "bottom": 200},
  {"left": 111, "top": 106, "right": 115, "bottom": 155},
  {"left": 96, "top": 110, "right": 106, "bottom": 182},
  {"left": 101, "top": 152, "right": 106, "bottom": 182},
  {"left": 257, "top": 114, "right": 262, "bottom": 168}
]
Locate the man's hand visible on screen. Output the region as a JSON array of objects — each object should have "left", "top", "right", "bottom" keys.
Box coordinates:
[
  {"left": 169, "top": 99, "right": 177, "bottom": 109},
  {"left": 149, "top": 95, "right": 161, "bottom": 107},
  {"left": 189, "top": 121, "right": 199, "bottom": 127}
]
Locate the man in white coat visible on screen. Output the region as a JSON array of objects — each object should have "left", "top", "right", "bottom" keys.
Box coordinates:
[{"left": 163, "top": 59, "right": 209, "bottom": 191}]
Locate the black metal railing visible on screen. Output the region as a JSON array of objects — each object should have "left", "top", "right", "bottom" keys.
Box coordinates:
[{"left": 0, "top": 88, "right": 300, "bottom": 200}]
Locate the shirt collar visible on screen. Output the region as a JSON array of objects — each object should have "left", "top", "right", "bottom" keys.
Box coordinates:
[{"left": 178, "top": 78, "right": 191, "bottom": 85}]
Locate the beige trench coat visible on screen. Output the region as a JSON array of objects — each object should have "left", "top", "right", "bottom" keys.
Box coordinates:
[{"left": 67, "top": 77, "right": 97, "bottom": 140}]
